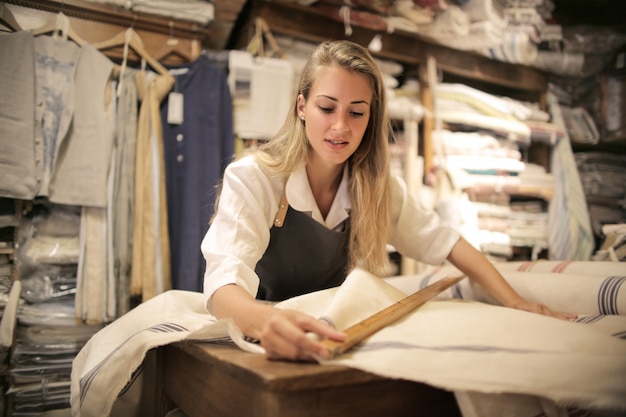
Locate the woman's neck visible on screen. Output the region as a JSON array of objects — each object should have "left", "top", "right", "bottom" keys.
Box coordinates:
[{"left": 306, "top": 160, "right": 344, "bottom": 220}]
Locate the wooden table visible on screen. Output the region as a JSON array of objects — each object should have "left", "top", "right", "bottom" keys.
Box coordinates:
[{"left": 158, "top": 341, "right": 462, "bottom": 417}]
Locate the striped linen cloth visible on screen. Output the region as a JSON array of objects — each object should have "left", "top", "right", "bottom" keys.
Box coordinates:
[
  {"left": 298, "top": 268, "right": 626, "bottom": 415},
  {"left": 72, "top": 261, "right": 626, "bottom": 416}
]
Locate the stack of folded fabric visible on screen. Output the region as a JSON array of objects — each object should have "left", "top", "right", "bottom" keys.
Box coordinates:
[
  {"left": 575, "top": 152, "right": 626, "bottom": 240},
  {"left": 77, "top": 0, "right": 215, "bottom": 25},
  {"left": 433, "top": 82, "right": 558, "bottom": 259},
  {"left": 8, "top": 205, "right": 103, "bottom": 415}
]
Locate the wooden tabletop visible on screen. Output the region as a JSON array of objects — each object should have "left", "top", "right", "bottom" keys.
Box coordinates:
[{"left": 159, "top": 341, "right": 462, "bottom": 417}]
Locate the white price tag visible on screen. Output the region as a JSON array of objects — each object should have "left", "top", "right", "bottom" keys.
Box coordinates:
[{"left": 167, "top": 92, "right": 184, "bottom": 125}]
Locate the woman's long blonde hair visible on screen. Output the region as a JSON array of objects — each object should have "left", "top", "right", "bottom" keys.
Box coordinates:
[{"left": 256, "top": 40, "right": 393, "bottom": 275}]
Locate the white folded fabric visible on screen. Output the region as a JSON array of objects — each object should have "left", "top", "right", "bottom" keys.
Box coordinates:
[
  {"left": 438, "top": 110, "right": 532, "bottom": 141},
  {"left": 484, "top": 30, "right": 538, "bottom": 65},
  {"left": 72, "top": 264, "right": 626, "bottom": 416},
  {"left": 70, "top": 290, "right": 229, "bottom": 417},
  {"left": 298, "top": 269, "right": 626, "bottom": 412},
  {"left": 496, "top": 260, "right": 626, "bottom": 276},
  {"left": 462, "top": 0, "right": 508, "bottom": 28},
  {"left": 78, "top": 0, "right": 215, "bottom": 25},
  {"left": 390, "top": 262, "right": 626, "bottom": 316},
  {"left": 419, "top": 6, "right": 470, "bottom": 38}
]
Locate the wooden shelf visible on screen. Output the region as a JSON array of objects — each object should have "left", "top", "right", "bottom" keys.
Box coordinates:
[
  {"left": 571, "top": 135, "right": 626, "bottom": 153},
  {"left": 239, "top": 0, "right": 547, "bottom": 93}
]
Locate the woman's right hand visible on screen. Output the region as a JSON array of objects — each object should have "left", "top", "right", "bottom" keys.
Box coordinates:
[
  {"left": 211, "top": 284, "right": 346, "bottom": 362},
  {"left": 259, "top": 308, "right": 346, "bottom": 361}
]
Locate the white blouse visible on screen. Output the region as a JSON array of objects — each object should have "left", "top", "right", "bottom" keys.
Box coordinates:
[{"left": 201, "top": 155, "right": 461, "bottom": 310}]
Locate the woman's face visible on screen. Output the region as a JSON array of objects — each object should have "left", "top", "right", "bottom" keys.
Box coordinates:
[{"left": 297, "top": 65, "right": 372, "bottom": 168}]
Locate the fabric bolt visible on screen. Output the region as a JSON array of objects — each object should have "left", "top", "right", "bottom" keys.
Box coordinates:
[
  {"left": 437, "top": 109, "right": 531, "bottom": 142},
  {"left": 461, "top": 0, "right": 507, "bottom": 28},
  {"left": 392, "top": 0, "right": 434, "bottom": 25},
  {"left": 436, "top": 83, "right": 519, "bottom": 120},
  {"left": 418, "top": 5, "right": 470, "bottom": 39},
  {"left": 484, "top": 29, "right": 538, "bottom": 65},
  {"left": 160, "top": 56, "right": 234, "bottom": 292},
  {"left": 111, "top": 71, "right": 139, "bottom": 316},
  {"left": 131, "top": 70, "right": 174, "bottom": 301},
  {"left": 21, "top": 235, "right": 80, "bottom": 265},
  {"left": 76, "top": 0, "right": 215, "bottom": 24},
  {"left": 532, "top": 51, "right": 585, "bottom": 77},
  {"left": 497, "top": 260, "right": 626, "bottom": 276},
  {"left": 389, "top": 263, "right": 626, "bottom": 316},
  {"left": 546, "top": 91, "right": 594, "bottom": 261},
  {"left": 0, "top": 31, "right": 37, "bottom": 200},
  {"left": 525, "top": 120, "right": 566, "bottom": 145},
  {"left": 387, "top": 16, "right": 421, "bottom": 34},
  {"left": 435, "top": 129, "right": 521, "bottom": 159},
  {"left": 48, "top": 44, "right": 114, "bottom": 207},
  {"left": 436, "top": 20, "right": 505, "bottom": 51},
  {"left": 127, "top": 0, "right": 214, "bottom": 24},
  {"left": 201, "top": 155, "right": 460, "bottom": 310},
  {"left": 439, "top": 154, "right": 526, "bottom": 174}
]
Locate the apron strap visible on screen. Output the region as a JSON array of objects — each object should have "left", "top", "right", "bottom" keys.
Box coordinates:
[{"left": 274, "top": 188, "right": 288, "bottom": 228}]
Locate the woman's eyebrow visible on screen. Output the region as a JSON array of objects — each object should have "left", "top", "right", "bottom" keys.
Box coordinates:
[{"left": 316, "top": 94, "right": 370, "bottom": 105}]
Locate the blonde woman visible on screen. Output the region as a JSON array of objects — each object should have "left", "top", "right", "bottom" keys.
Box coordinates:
[{"left": 201, "top": 40, "right": 574, "bottom": 361}]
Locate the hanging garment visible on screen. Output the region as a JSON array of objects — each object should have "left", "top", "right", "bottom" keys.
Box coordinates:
[
  {"left": 131, "top": 71, "right": 174, "bottom": 302},
  {"left": 111, "top": 71, "right": 139, "bottom": 316},
  {"left": 228, "top": 49, "right": 294, "bottom": 139},
  {"left": 73, "top": 61, "right": 116, "bottom": 325},
  {"left": 0, "top": 33, "right": 115, "bottom": 207},
  {"left": 160, "top": 56, "right": 234, "bottom": 292},
  {"left": 34, "top": 35, "right": 81, "bottom": 200},
  {"left": 0, "top": 31, "right": 37, "bottom": 200},
  {"left": 48, "top": 43, "right": 114, "bottom": 207},
  {"left": 76, "top": 206, "right": 109, "bottom": 325}
]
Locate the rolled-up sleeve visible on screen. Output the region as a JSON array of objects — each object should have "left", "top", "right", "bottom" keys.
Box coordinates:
[
  {"left": 201, "top": 156, "right": 283, "bottom": 312},
  {"left": 388, "top": 175, "right": 461, "bottom": 265}
]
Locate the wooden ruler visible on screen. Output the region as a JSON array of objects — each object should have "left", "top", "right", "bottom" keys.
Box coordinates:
[{"left": 320, "top": 274, "right": 467, "bottom": 359}]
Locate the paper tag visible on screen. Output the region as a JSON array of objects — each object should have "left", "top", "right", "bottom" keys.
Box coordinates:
[{"left": 167, "top": 92, "right": 184, "bottom": 125}]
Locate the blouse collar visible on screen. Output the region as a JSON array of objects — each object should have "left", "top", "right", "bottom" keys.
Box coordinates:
[{"left": 285, "top": 163, "right": 351, "bottom": 229}]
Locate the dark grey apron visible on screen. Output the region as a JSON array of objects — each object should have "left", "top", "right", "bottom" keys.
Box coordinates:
[{"left": 254, "top": 190, "right": 350, "bottom": 301}]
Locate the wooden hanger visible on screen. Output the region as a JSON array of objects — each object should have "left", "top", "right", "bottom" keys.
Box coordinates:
[
  {"left": 247, "top": 17, "right": 285, "bottom": 59},
  {"left": 153, "top": 21, "right": 196, "bottom": 63},
  {"left": 92, "top": 27, "right": 171, "bottom": 78},
  {"left": 0, "top": 3, "right": 22, "bottom": 32},
  {"left": 31, "top": 11, "right": 85, "bottom": 45}
]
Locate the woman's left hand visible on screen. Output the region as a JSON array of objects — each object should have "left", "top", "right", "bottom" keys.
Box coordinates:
[{"left": 510, "top": 301, "right": 577, "bottom": 321}]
